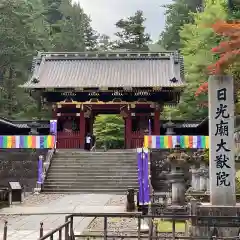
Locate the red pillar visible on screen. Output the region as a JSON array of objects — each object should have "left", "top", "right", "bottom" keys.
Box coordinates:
[
  {"left": 154, "top": 110, "right": 160, "bottom": 135},
  {"left": 79, "top": 110, "right": 86, "bottom": 149},
  {"left": 125, "top": 111, "right": 132, "bottom": 149}
]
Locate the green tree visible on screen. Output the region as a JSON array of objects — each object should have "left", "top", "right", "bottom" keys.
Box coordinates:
[
  {"left": 97, "top": 34, "right": 114, "bottom": 51},
  {"left": 42, "top": 0, "right": 63, "bottom": 25},
  {"left": 114, "top": 10, "right": 151, "bottom": 51},
  {"left": 93, "top": 115, "right": 124, "bottom": 149},
  {"left": 0, "top": 0, "right": 50, "bottom": 118},
  {"left": 159, "top": 0, "right": 203, "bottom": 50},
  {"left": 51, "top": 2, "right": 98, "bottom": 51},
  {"left": 170, "top": 0, "right": 227, "bottom": 120}
]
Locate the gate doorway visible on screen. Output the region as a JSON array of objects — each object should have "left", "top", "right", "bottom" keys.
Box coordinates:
[{"left": 93, "top": 114, "right": 124, "bottom": 150}]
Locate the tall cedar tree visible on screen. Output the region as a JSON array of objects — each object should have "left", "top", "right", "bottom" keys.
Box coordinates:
[
  {"left": 114, "top": 10, "right": 151, "bottom": 51},
  {"left": 159, "top": 0, "right": 203, "bottom": 50},
  {"left": 0, "top": 0, "right": 49, "bottom": 118},
  {"left": 48, "top": 1, "right": 98, "bottom": 51}
]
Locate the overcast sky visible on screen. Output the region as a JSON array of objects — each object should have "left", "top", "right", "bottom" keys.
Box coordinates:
[{"left": 72, "top": 0, "right": 172, "bottom": 41}]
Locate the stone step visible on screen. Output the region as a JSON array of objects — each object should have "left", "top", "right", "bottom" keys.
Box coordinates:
[
  {"left": 51, "top": 161, "right": 137, "bottom": 167},
  {"left": 55, "top": 152, "right": 136, "bottom": 155},
  {"left": 48, "top": 170, "right": 138, "bottom": 177},
  {"left": 52, "top": 159, "right": 136, "bottom": 163},
  {"left": 46, "top": 174, "right": 137, "bottom": 178},
  {"left": 44, "top": 182, "right": 138, "bottom": 189},
  {"left": 54, "top": 153, "right": 136, "bottom": 158},
  {"left": 47, "top": 175, "right": 137, "bottom": 180},
  {"left": 45, "top": 178, "right": 138, "bottom": 183},
  {"left": 48, "top": 164, "right": 137, "bottom": 171},
  {"left": 46, "top": 175, "right": 138, "bottom": 180},
  {"left": 43, "top": 150, "right": 139, "bottom": 193},
  {"left": 54, "top": 153, "right": 137, "bottom": 158},
  {"left": 42, "top": 188, "right": 136, "bottom": 193},
  {"left": 50, "top": 166, "right": 137, "bottom": 172}
]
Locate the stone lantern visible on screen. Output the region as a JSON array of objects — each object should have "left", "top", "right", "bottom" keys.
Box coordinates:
[
  {"left": 164, "top": 120, "right": 176, "bottom": 135},
  {"left": 197, "top": 149, "right": 209, "bottom": 192},
  {"left": 28, "top": 121, "right": 40, "bottom": 135},
  {"left": 188, "top": 149, "right": 209, "bottom": 201},
  {"left": 166, "top": 144, "right": 190, "bottom": 207}
]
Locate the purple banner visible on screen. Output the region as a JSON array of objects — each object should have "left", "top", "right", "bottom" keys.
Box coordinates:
[
  {"left": 143, "top": 149, "right": 150, "bottom": 204},
  {"left": 50, "top": 120, "right": 57, "bottom": 135},
  {"left": 137, "top": 148, "right": 150, "bottom": 205},
  {"left": 37, "top": 156, "right": 43, "bottom": 184},
  {"left": 137, "top": 149, "right": 143, "bottom": 205}
]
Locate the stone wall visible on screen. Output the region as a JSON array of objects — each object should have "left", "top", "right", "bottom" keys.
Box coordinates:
[{"left": 0, "top": 149, "right": 48, "bottom": 192}]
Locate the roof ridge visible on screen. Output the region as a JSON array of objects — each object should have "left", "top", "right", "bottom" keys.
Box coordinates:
[{"left": 37, "top": 51, "right": 180, "bottom": 59}]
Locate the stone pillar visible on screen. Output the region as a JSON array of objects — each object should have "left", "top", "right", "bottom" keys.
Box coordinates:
[
  {"left": 206, "top": 169, "right": 210, "bottom": 192},
  {"left": 199, "top": 163, "right": 207, "bottom": 192},
  {"left": 171, "top": 178, "right": 185, "bottom": 205},
  {"left": 190, "top": 167, "right": 200, "bottom": 191},
  {"left": 79, "top": 109, "right": 85, "bottom": 149},
  {"left": 208, "top": 75, "right": 235, "bottom": 205},
  {"left": 191, "top": 76, "right": 238, "bottom": 239},
  {"left": 154, "top": 110, "right": 160, "bottom": 135}
]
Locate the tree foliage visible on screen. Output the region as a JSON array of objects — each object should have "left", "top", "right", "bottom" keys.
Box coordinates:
[
  {"left": 0, "top": 0, "right": 99, "bottom": 119},
  {"left": 161, "top": 0, "right": 227, "bottom": 120},
  {"left": 159, "top": 0, "right": 203, "bottom": 50},
  {"left": 195, "top": 21, "right": 240, "bottom": 109},
  {"left": 93, "top": 115, "right": 124, "bottom": 149},
  {"left": 114, "top": 10, "right": 151, "bottom": 51},
  {"left": 208, "top": 21, "right": 240, "bottom": 74}
]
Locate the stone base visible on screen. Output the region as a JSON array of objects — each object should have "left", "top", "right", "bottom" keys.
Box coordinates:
[
  {"left": 186, "top": 191, "right": 209, "bottom": 202},
  {"left": 165, "top": 204, "right": 188, "bottom": 216},
  {"left": 33, "top": 188, "right": 41, "bottom": 194},
  {"left": 190, "top": 204, "right": 240, "bottom": 239}
]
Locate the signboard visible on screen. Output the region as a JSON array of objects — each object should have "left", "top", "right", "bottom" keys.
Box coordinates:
[
  {"left": 9, "top": 182, "right": 21, "bottom": 190},
  {"left": 208, "top": 75, "right": 235, "bottom": 205}
]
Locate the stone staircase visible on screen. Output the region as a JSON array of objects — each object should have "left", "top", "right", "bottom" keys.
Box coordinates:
[{"left": 43, "top": 150, "right": 138, "bottom": 193}]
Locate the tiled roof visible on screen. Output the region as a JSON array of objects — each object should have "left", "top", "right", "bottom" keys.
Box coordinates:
[
  {"left": 161, "top": 120, "right": 202, "bottom": 128},
  {"left": 22, "top": 52, "right": 185, "bottom": 89},
  {"left": 0, "top": 117, "right": 50, "bottom": 129}
]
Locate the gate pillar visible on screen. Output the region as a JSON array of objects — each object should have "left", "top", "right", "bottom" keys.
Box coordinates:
[
  {"left": 154, "top": 109, "right": 160, "bottom": 135},
  {"left": 79, "top": 109, "right": 86, "bottom": 149},
  {"left": 125, "top": 110, "right": 132, "bottom": 149}
]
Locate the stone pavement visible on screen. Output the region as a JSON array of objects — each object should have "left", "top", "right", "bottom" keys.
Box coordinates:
[{"left": 0, "top": 194, "right": 124, "bottom": 240}]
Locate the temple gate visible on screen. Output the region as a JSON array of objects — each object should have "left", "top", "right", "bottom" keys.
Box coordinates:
[{"left": 22, "top": 51, "right": 184, "bottom": 149}]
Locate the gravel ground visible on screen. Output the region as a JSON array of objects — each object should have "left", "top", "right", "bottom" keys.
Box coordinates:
[
  {"left": 86, "top": 195, "right": 137, "bottom": 232},
  {"left": 84, "top": 195, "right": 186, "bottom": 239},
  {"left": 21, "top": 193, "right": 65, "bottom": 206},
  {"left": 105, "top": 195, "right": 126, "bottom": 206},
  {"left": 0, "top": 193, "right": 65, "bottom": 223}
]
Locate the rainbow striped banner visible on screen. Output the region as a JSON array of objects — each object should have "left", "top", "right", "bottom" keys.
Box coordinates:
[
  {"left": 0, "top": 135, "right": 55, "bottom": 149},
  {"left": 144, "top": 135, "right": 209, "bottom": 149}
]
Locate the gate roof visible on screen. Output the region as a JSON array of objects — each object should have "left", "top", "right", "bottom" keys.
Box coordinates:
[{"left": 22, "top": 52, "right": 185, "bottom": 89}]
